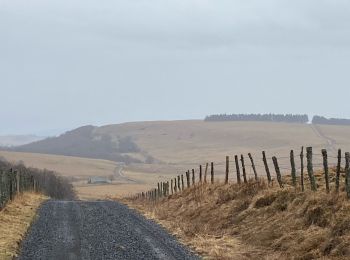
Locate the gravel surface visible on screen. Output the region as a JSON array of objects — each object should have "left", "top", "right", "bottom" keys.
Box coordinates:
[{"left": 19, "top": 200, "right": 200, "bottom": 260}]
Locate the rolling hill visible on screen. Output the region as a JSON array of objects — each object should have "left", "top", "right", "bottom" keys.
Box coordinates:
[
  {"left": 2, "top": 120, "right": 350, "bottom": 199},
  {"left": 11, "top": 120, "right": 350, "bottom": 165}
]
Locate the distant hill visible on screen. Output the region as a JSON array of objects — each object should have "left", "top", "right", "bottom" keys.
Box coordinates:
[
  {"left": 12, "top": 125, "right": 146, "bottom": 164},
  {"left": 11, "top": 120, "right": 350, "bottom": 166},
  {"left": 0, "top": 135, "right": 45, "bottom": 147}
]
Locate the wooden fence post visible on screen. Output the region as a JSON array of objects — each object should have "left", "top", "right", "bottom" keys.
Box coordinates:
[
  {"left": 235, "top": 155, "right": 241, "bottom": 184},
  {"left": 204, "top": 163, "right": 208, "bottom": 183},
  {"left": 16, "top": 171, "right": 20, "bottom": 194},
  {"left": 240, "top": 155, "right": 247, "bottom": 183},
  {"left": 171, "top": 179, "right": 174, "bottom": 194},
  {"left": 9, "top": 170, "right": 13, "bottom": 201},
  {"left": 248, "top": 153, "right": 258, "bottom": 181},
  {"left": 300, "top": 147, "right": 305, "bottom": 192},
  {"left": 306, "top": 147, "right": 317, "bottom": 191},
  {"left": 346, "top": 152, "right": 350, "bottom": 173},
  {"left": 186, "top": 171, "right": 190, "bottom": 188},
  {"left": 336, "top": 149, "right": 341, "bottom": 193},
  {"left": 262, "top": 151, "right": 272, "bottom": 184},
  {"left": 15, "top": 171, "right": 21, "bottom": 194},
  {"left": 210, "top": 162, "right": 214, "bottom": 184},
  {"left": 290, "top": 150, "right": 297, "bottom": 187},
  {"left": 177, "top": 176, "right": 181, "bottom": 191},
  {"left": 199, "top": 165, "right": 203, "bottom": 183},
  {"left": 322, "top": 149, "right": 330, "bottom": 193},
  {"left": 345, "top": 152, "right": 350, "bottom": 198},
  {"left": 272, "top": 156, "right": 284, "bottom": 188},
  {"left": 192, "top": 169, "right": 195, "bottom": 186},
  {"left": 174, "top": 178, "right": 177, "bottom": 193},
  {"left": 225, "top": 156, "right": 229, "bottom": 184},
  {"left": 181, "top": 174, "right": 184, "bottom": 191}
]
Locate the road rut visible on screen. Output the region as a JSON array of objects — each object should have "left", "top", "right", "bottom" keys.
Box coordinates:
[{"left": 19, "top": 200, "right": 199, "bottom": 260}]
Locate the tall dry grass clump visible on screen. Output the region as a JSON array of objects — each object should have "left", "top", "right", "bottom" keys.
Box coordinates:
[
  {"left": 125, "top": 178, "right": 350, "bottom": 259},
  {"left": 0, "top": 192, "right": 47, "bottom": 259}
]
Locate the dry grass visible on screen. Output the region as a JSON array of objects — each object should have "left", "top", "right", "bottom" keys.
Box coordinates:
[
  {"left": 0, "top": 151, "right": 118, "bottom": 179},
  {"left": 0, "top": 151, "right": 177, "bottom": 199},
  {"left": 0, "top": 193, "right": 47, "bottom": 259},
  {"left": 97, "top": 121, "right": 350, "bottom": 164},
  {"left": 124, "top": 172, "right": 350, "bottom": 260},
  {"left": 76, "top": 183, "right": 155, "bottom": 200}
]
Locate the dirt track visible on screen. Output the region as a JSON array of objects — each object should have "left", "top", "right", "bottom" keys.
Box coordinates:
[{"left": 18, "top": 200, "right": 199, "bottom": 260}]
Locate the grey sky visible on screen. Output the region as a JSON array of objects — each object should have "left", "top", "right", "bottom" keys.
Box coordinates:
[{"left": 1, "top": 0, "right": 350, "bottom": 135}]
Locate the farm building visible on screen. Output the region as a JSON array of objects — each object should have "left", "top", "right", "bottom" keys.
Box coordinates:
[{"left": 88, "top": 176, "right": 112, "bottom": 184}]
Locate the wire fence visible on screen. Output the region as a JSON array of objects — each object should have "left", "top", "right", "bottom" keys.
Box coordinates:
[
  {"left": 0, "top": 160, "right": 76, "bottom": 209},
  {"left": 130, "top": 146, "right": 350, "bottom": 201}
]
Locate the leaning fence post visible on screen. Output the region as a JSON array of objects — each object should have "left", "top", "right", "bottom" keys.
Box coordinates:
[
  {"left": 306, "top": 147, "right": 317, "bottom": 191},
  {"left": 210, "top": 162, "right": 214, "bottom": 184},
  {"left": 336, "top": 149, "right": 342, "bottom": 193},
  {"left": 345, "top": 152, "right": 350, "bottom": 198},
  {"left": 225, "top": 156, "right": 229, "bottom": 184},
  {"left": 235, "top": 155, "right": 241, "bottom": 184},
  {"left": 262, "top": 151, "right": 271, "bottom": 184},
  {"left": 300, "top": 147, "right": 305, "bottom": 192},
  {"left": 240, "top": 155, "right": 247, "bottom": 183},
  {"left": 290, "top": 150, "right": 297, "bottom": 187},
  {"left": 272, "top": 156, "right": 284, "bottom": 188},
  {"left": 199, "top": 165, "right": 203, "bottom": 183},
  {"left": 322, "top": 149, "right": 330, "bottom": 193},
  {"left": 248, "top": 153, "right": 258, "bottom": 181}
]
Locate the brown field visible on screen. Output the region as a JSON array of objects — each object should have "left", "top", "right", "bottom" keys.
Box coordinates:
[
  {"left": 97, "top": 121, "right": 350, "bottom": 163},
  {"left": 0, "top": 151, "right": 177, "bottom": 199},
  {"left": 0, "top": 151, "right": 117, "bottom": 179},
  {"left": 1, "top": 121, "right": 350, "bottom": 199}
]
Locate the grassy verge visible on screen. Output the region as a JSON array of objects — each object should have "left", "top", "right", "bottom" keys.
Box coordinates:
[
  {"left": 0, "top": 193, "right": 47, "bottom": 259},
  {"left": 123, "top": 175, "right": 350, "bottom": 259}
]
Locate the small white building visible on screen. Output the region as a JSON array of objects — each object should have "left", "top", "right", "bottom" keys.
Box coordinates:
[{"left": 88, "top": 176, "right": 111, "bottom": 184}]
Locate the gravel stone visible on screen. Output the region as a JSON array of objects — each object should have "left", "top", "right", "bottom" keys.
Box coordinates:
[{"left": 18, "top": 200, "right": 200, "bottom": 260}]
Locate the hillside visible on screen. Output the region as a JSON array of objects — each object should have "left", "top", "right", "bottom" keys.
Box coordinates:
[
  {"left": 12, "top": 125, "right": 144, "bottom": 164},
  {"left": 11, "top": 121, "right": 350, "bottom": 166}
]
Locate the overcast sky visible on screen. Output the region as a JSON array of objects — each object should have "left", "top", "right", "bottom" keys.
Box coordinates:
[{"left": 1, "top": 0, "right": 350, "bottom": 135}]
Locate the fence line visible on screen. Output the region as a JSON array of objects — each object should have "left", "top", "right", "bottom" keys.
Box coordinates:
[
  {"left": 130, "top": 146, "right": 350, "bottom": 201},
  {"left": 0, "top": 161, "right": 75, "bottom": 209}
]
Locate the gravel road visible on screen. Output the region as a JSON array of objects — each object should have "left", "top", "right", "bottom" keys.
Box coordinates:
[{"left": 19, "top": 200, "right": 200, "bottom": 260}]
